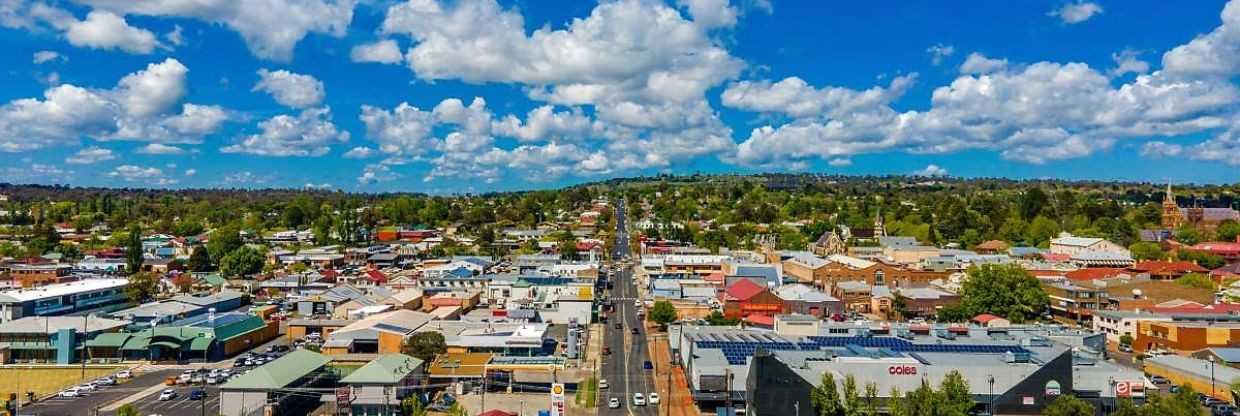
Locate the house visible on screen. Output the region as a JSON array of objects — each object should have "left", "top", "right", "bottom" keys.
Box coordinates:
[
  {"left": 1041, "top": 281, "right": 1106, "bottom": 325},
  {"left": 974, "top": 240, "right": 1010, "bottom": 255},
  {"left": 870, "top": 286, "right": 959, "bottom": 319},
  {"left": 1191, "top": 241, "right": 1240, "bottom": 261},
  {"left": 971, "top": 314, "right": 1010, "bottom": 328},
  {"left": 1130, "top": 261, "right": 1208, "bottom": 281}
]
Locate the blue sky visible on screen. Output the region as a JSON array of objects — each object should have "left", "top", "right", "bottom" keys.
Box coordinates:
[{"left": 1, "top": 0, "right": 1238, "bottom": 192}]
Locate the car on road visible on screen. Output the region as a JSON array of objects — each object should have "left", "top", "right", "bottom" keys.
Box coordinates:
[
  {"left": 77, "top": 382, "right": 98, "bottom": 392},
  {"left": 1150, "top": 376, "right": 1170, "bottom": 385},
  {"left": 189, "top": 388, "right": 206, "bottom": 400},
  {"left": 95, "top": 377, "right": 117, "bottom": 386},
  {"left": 633, "top": 393, "right": 646, "bottom": 406},
  {"left": 643, "top": 361, "right": 653, "bottom": 370},
  {"left": 631, "top": 328, "right": 640, "bottom": 335},
  {"left": 648, "top": 393, "right": 660, "bottom": 404},
  {"left": 158, "top": 389, "right": 177, "bottom": 401},
  {"left": 1118, "top": 344, "right": 1133, "bottom": 353},
  {"left": 233, "top": 358, "right": 248, "bottom": 367},
  {"left": 1212, "top": 404, "right": 1239, "bottom": 416},
  {"left": 602, "top": 346, "right": 611, "bottom": 355},
  {"left": 608, "top": 397, "right": 621, "bottom": 409},
  {"left": 599, "top": 379, "right": 608, "bottom": 389},
  {"left": 58, "top": 388, "right": 82, "bottom": 398},
  {"left": 1204, "top": 397, "right": 1229, "bottom": 407},
  {"left": 614, "top": 323, "right": 622, "bottom": 329},
  {"left": 116, "top": 370, "right": 133, "bottom": 379}
]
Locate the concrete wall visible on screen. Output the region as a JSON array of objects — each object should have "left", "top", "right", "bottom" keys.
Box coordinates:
[{"left": 220, "top": 390, "right": 268, "bottom": 416}]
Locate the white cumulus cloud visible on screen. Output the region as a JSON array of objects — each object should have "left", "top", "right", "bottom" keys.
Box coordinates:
[
  {"left": 253, "top": 69, "right": 325, "bottom": 109},
  {"left": 1049, "top": 2, "right": 1103, "bottom": 24},
  {"left": 65, "top": 146, "right": 116, "bottom": 164}
]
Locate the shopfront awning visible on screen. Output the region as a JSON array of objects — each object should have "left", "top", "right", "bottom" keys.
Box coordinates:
[
  {"left": 121, "top": 336, "right": 152, "bottom": 351},
  {"left": 85, "top": 333, "right": 132, "bottom": 348}
]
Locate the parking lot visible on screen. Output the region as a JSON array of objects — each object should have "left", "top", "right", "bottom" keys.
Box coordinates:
[
  {"left": 126, "top": 384, "right": 221, "bottom": 416},
  {"left": 18, "top": 369, "right": 178, "bottom": 416}
]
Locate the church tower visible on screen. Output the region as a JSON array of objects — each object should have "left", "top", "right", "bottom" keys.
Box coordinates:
[{"left": 1161, "top": 183, "right": 1183, "bottom": 229}]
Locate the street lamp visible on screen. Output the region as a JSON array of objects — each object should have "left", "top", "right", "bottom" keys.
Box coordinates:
[
  {"left": 987, "top": 375, "right": 995, "bottom": 415},
  {"left": 1210, "top": 355, "right": 1217, "bottom": 397}
]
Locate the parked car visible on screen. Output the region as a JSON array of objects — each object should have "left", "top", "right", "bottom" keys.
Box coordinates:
[
  {"left": 633, "top": 393, "right": 646, "bottom": 406},
  {"left": 631, "top": 328, "right": 640, "bottom": 335},
  {"left": 1204, "top": 397, "right": 1229, "bottom": 408},
  {"left": 614, "top": 323, "right": 622, "bottom": 329},
  {"left": 608, "top": 397, "right": 621, "bottom": 409},
  {"left": 1212, "top": 404, "right": 1239, "bottom": 416},
  {"left": 158, "top": 389, "right": 177, "bottom": 401},
  {"left": 1150, "top": 376, "right": 1170, "bottom": 385},
  {"left": 58, "top": 388, "right": 82, "bottom": 398},
  {"left": 643, "top": 361, "right": 653, "bottom": 370},
  {"left": 599, "top": 379, "right": 609, "bottom": 389},
  {"left": 189, "top": 389, "right": 206, "bottom": 400},
  {"left": 648, "top": 393, "right": 660, "bottom": 404},
  {"left": 602, "top": 346, "right": 611, "bottom": 355},
  {"left": 206, "top": 375, "right": 220, "bottom": 385},
  {"left": 164, "top": 376, "right": 178, "bottom": 386}
]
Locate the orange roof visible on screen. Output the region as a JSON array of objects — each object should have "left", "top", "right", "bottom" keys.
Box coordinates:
[
  {"left": 975, "top": 240, "right": 1010, "bottom": 250},
  {"left": 725, "top": 278, "right": 766, "bottom": 301},
  {"left": 704, "top": 271, "right": 725, "bottom": 283},
  {"left": 1065, "top": 268, "right": 1127, "bottom": 281},
  {"left": 972, "top": 313, "right": 1002, "bottom": 323},
  {"left": 1131, "top": 261, "right": 1207, "bottom": 275},
  {"left": 743, "top": 314, "right": 775, "bottom": 326}
]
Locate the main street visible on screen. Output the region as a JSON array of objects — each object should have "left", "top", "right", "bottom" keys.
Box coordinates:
[{"left": 601, "top": 199, "right": 658, "bottom": 416}]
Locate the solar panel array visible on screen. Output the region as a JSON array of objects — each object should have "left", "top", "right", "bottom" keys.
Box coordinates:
[{"left": 694, "top": 335, "right": 1032, "bottom": 365}]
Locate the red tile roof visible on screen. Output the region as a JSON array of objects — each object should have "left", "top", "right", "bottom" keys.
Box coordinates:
[
  {"left": 1041, "top": 253, "right": 1071, "bottom": 262},
  {"left": 1193, "top": 242, "right": 1240, "bottom": 255},
  {"left": 1131, "top": 261, "right": 1208, "bottom": 275},
  {"left": 724, "top": 278, "right": 766, "bottom": 301},
  {"left": 972, "top": 313, "right": 1002, "bottom": 324},
  {"left": 704, "top": 271, "right": 725, "bottom": 283},
  {"left": 366, "top": 269, "right": 388, "bottom": 283},
  {"left": 1065, "top": 268, "right": 1127, "bottom": 281},
  {"left": 743, "top": 314, "right": 775, "bottom": 326},
  {"left": 1148, "top": 303, "right": 1240, "bottom": 315}
]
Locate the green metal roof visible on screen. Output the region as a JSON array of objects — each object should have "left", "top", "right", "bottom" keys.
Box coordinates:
[
  {"left": 339, "top": 354, "right": 423, "bottom": 385},
  {"left": 120, "top": 336, "right": 151, "bottom": 350},
  {"left": 197, "top": 273, "right": 226, "bottom": 286},
  {"left": 213, "top": 315, "right": 267, "bottom": 342},
  {"left": 85, "top": 333, "right": 132, "bottom": 348},
  {"left": 221, "top": 349, "right": 331, "bottom": 390},
  {"left": 189, "top": 336, "right": 213, "bottom": 351},
  {"left": 150, "top": 341, "right": 181, "bottom": 349}
]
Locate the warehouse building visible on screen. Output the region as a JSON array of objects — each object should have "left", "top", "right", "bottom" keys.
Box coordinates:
[{"left": 1144, "top": 355, "right": 1240, "bottom": 400}]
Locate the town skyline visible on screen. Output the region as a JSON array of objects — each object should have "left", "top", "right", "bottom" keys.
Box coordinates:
[{"left": 3, "top": 1, "right": 1240, "bottom": 192}]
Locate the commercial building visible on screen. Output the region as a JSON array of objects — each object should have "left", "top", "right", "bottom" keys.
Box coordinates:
[
  {"left": 667, "top": 324, "right": 1139, "bottom": 415},
  {"left": 721, "top": 279, "right": 783, "bottom": 320},
  {"left": 0, "top": 316, "right": 129, "bottom": 364},
  {"left": 0, "top": 278, "right": 129, "bottom": 322},
  {"left": 84, "top": 311, "right": 276, "bottom": 361},
  {"left": 416, "top": 320, "right": 553, "bottom": 356},
  {"left": 338, "top": 353, "right": 425, "bottom": 415},
  {"left": 1133, "top": 320, "right": 1240, "bottom": 355},
  {"left": 7, "top": 264, "right": 73, "bottom": 287},
  {"left": 220, "top": 349, "right": 335, "bottom": 416},
  {"left": 321, "top": 310, "right": 433, "bottom": 355}
]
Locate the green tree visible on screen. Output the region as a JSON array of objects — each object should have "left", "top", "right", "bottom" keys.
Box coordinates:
[
  {"left": 125, "top": 224, "right": 143, "bottom": 275},
  {"left": 219, "top": 246, "right": 265, "bottom": 278},
  {"left": 859, "top": 382, "right": 879, "bottom": 416},
  {"left": 1175, "top": 226, "right": 1203, "bottom": 245},
  {"left": 939, "top": 371, "right": 973, "bottom": 415},
  {"left": 1019, "top": 188, "right": 1049, "bottom": 220},
  {"left": 1178, "top": 249, "right": 1226, "bottom": 269},
  {"left": 1218, "top": 220, "right": 1240, "bottom": 242},
  {"left": 902, "top": 379, "right": 944, "bottom": 416},
  {"left": 1119, "top": 334, "right": 1133, "bottom": 346},
  {"left": 1129, "top": 242, "right": 1165, "bottom": 261},
  {"left": 207, "top": 224, "right": 243, "bottom": 259},
  {"left": 1175, "top": 273, "right": 1215, "bottom": 290},
  {"left": 649, "top": 300, "right": 677, "bottom": 327},
  {"left": 704, "top": 311, "right": 740, "bottom": 326},
  {"left": 401, "top": 395, "right": 426, "bottom": 416},
  {"left": 1043, "top": 395, "right": 1095, "bottom": 416},
  {"left": 842, "top": 375, "right": 862, "bottom": 416},
  {"left": 957, "top": 264, "right": 1049, "bottom": 323},
  {"left": 116, "top": 403, "right": 139, "bottom": 416},
  {"left": 887, "top": 388, "right": 908, "bottom": 416},
  {"left": 403, "top": 332, "right": 447, "bottom": 362},
  {"left": 1026, "top": 216, "right": 1060, "bottom": 246},
  {"left": 811, "top": 372, "right": 842, "bottom": 416},
  {"left": 187, "top": 246, "right": 213, "bottom": 272},
  {"left": 125, "top": 272, "right": 159, "bottom": 303}
]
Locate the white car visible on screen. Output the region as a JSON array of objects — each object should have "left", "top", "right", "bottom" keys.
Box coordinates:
[
  {"left": 608, "top": 397, "right": 621, "bottom": 408},
  {"left": 116, "top": 370, "right": 133, "bottom": 379},
  {"left": 206, "top": 375, "right": 220, "bottom": 385},
  {"left": 633, "top": 393, "right": 646, "bottom": 406},
  {"left": 58, "top": 388, "right": 82, "bottom": 398},
  {"left": 648, "top": 393, "right": 660, "bottom": 404},
  {"left": 599, "top": 379, "right": 608, "bottom": 389},
  {"left": 158, "top": 389, "right": 177, "bottom": 401},
  {"left": 77, "top": 383, "right": 97, "bottom": 392}
]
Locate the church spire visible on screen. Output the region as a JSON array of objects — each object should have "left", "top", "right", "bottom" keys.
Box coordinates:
[{"left": 1165, "top": 181, "right": 1174, "bottom": 203}]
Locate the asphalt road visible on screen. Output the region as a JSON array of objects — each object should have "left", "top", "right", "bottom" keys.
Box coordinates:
[
  {"left": 600, "top": 200, "right": 658, "bottom": 416},
  {"left": 126, "top": 384, "right": 221, "bottom": 416},
  {"left": 18, "top": 369, "right": 178, "bottom": 416}
]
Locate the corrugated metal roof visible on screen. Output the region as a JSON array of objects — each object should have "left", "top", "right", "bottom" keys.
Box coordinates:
[
  {"left": 340, "top": 353, "right": 422, "bottom": 385},
  {"left": 221, "top": 349, "right": 331, "bottom": 390}
]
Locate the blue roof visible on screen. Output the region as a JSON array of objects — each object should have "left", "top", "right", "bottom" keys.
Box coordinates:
[
  {"left": 1211, "top": 348, "right": 1240, "bottom": 363},
  {"left": 734, "top": 265, "right": 779, "bottom": 283},
  {"left": 446, "top": 267, "right": 473, "bottom": 278}
]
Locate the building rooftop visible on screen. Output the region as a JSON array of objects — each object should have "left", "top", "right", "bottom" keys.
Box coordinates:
[
  {"left": 0, "top": 278, "right": 128, "bottom": 303},
  {"left": 0, "top": 316, "right": 129, "bottom": 334},
  {"left": 340, "top": 353, "right": 423, "bottom": 385},
  {"left": 221, "top": 349, "right": 332, "bottom": 390}
]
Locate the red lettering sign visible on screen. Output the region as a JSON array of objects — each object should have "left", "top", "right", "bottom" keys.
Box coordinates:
[{"left": 888, "top": 365, "right": 918, "bottom": 375}]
